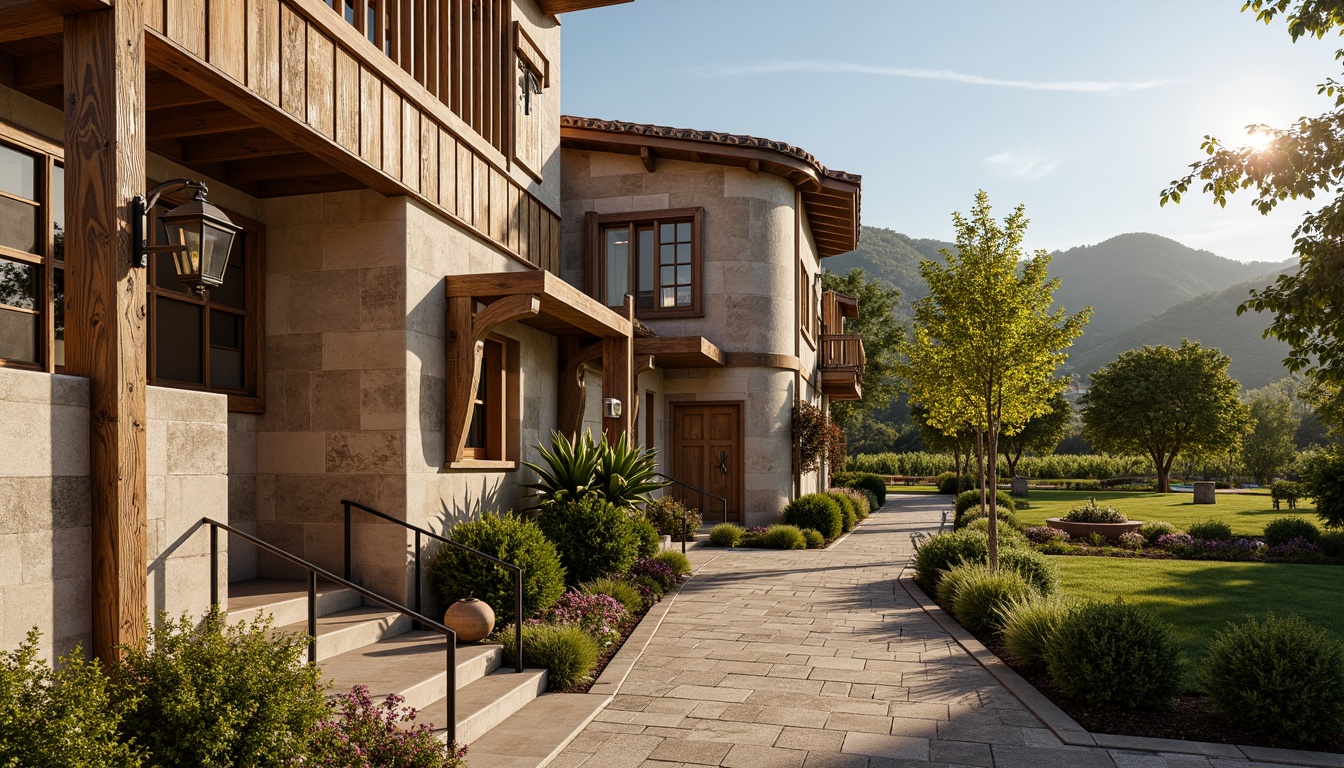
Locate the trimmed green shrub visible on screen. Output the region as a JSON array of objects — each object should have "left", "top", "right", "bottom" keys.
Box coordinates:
[
  {"left": 999, "top": 594, "right": 1071, "bottom": 673},
  {"left": 632, "top": 514, "right": 660, "bottom": 558},
  {"left": 499, "top": 623, "right": 600, "bottom": 691},
  {"left": 1321, "top": 530, "right": 1344, "bottom": 557},
  {"left": 828, "top": 491, "right": 858, "bottom": 532},
  {"left": 1202, "top": 614, "right": 1344, "bottom": 745},
  {"left": 837, "top": 487, "right": 872, "bottom": 519},
  {"left": 935, "top": 471, "right": 963, "bottom": 495},
  {"left": 966, "top": 518, "right": 1028, "bottom": 548},
  {"left": 1263, "top": 517, "right": 1321, "bottom": 547},
  {"left": 913, "top": 529, "right": 989, "bottom": 589},
  {"left": 1046, "top": 600, "right": 1183, "bottom": 709},
  {"left": 1063, "top": 499, "right": 1126, "bottom": 523},
  {"left": 708, "top": 523, "right": 745, "bottom": 547},
  {"left": 429, "top": 512, "right": 566, "bottom": 624},
  {"left": 579, "top": 577, "right": 644, "bottom": 614},
  {"left": 115, "top": 608, "right": 329, "bottom": 767},
  {"left": 651, "top": 549, "right": 691, "bottom": 576},
  {"left": 537, "top": 495, "right": 642, "bottom": 585},
  {"left": 953, "top": 490, "right": 1015, "bottom": 522},
  {"left": 1139, "top": 520, "right": 1178, "bottom": 545},
  {"left": 784, "top": 494, "right": 843, "bottom": 540},
  {"left": 857, "top": 488, "right": 881, "bottom": 513},
  {"left": 952, "top": 568, "right": 1036, "bottom": 635},
  {"left": 802, "top": 528, "right": 825, "bottom": 548},
  {"left": 758, "top": 525, "right": 808, "bottom": 550},
  {"left": 958, "top": 505, "right": 1024, "bottom": 531},
  {"left": 1000, "top": 547, "right": 1059, "bottom": 596},
  {"left": 1187, "top": 519, "right": 1233, "bottom": 541},
  {"left": 832, "top": 471, "right": 887, "bottom": 506},
  {"left": 0, "top": 629, "right": 141, "bottom": 768},
  {"left": 643, "top": 496, "right": 702, "bottom": 542}
]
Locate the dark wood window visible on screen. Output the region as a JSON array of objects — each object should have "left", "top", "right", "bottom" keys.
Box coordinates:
[
  {"left": 0, "top": 127, "right": 62, "bottom": 373},
  {"left": 588, "top": 208, "right": 703, "bottom": 319},
  {"left": 462, "top": 334, "right": 520, "bottom": 464},
  {"left": 146, "top": 198, "right": 264, "bottom": 411},
  {"left": 799, "top": 262, "right": 818, "bottom": 344}
]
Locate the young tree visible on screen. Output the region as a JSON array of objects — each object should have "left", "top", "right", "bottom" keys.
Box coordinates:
[
  {"left": 1241, "top": 390, "right": 1300, "bottom": 484},
  {"left": 999, "top": 391, "right": 1071, "bottom": 478},
  {"left": 1161, "top": 0, "right": 1344, "bottom": 429},
  {"left": 911, "top": 403, "right": 975, "bottom": 478},
  {"left": 1082, "top": 340, "right": 1252, "bottom": 492},
  {"left": 898, "top": 191, "right": 1090, "bottom": 566},
  {"left": 822, "top": 268, "right": 903, "bottom": 429}
]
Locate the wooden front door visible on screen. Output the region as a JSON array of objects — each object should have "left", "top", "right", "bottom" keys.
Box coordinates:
[{"left": 671, "top": 402, "right": 743, "bottom": 523}]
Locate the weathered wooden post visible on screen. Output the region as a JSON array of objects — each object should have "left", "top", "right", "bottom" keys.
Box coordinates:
[{"left": 1193, "top": 481, "right": 1216, "bottom": 505}]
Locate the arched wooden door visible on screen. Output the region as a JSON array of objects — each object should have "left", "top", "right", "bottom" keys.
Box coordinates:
[{"left": 670, "top": 402, "right": 743, "bottom": 523}]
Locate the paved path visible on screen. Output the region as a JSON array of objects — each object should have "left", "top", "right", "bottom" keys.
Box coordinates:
[{"left": 551, "top": 494, "right": 1301, "bottom": 768}]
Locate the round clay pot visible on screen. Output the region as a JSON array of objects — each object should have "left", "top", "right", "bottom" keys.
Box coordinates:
[{"left": 443, "top": 598, "right": 495, "bottom": 643}]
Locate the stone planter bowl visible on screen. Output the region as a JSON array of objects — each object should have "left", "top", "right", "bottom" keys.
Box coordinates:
[
  {"left": 443, "top": 598, "right": 495, "bottom": 643},
  {"left": 1046, "top": 517, "right": 1143, "bottom": 543}
]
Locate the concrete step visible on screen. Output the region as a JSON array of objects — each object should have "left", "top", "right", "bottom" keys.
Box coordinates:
[
  {"left": 226, "top": 578, "right": 362, "bottom": 627},
  {"left": 273, "top": 606, "right": 413, "bottom": 662},
  {"left": 414, "top": 669, "right": 548, "bottom": 745},
  {"left": 321, "top": 630, "right": 502, "bottom": 712},
  {"left": 465, "top": 692, "right": 613, "bottom": 768}
]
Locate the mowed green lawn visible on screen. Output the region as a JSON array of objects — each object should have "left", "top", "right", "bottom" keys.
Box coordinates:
[
  {"left": 1014, "top": 490, "right": 1318, "bottom": 537},
  {"left": 1053, "top": 556, "right": 1344, "bottom": 685}
]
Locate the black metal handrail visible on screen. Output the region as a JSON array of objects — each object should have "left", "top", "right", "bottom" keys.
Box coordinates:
[
  {"left": 341, "top": 500, "right": 523, "bottom": 674},
  {"left": 204, "top": 518, "right": 462, "bottom": 744},
  {"left": 652, "top": 472, "right": 730, "bottom": 542}
]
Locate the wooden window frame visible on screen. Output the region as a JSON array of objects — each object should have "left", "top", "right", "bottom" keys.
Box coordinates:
[
  {"left": 511, "top": 21, "right": 548, "bottom": 182},
  {"left": 0, "top": 123, "right": 62, "bottom": 374},
  {"left": 145, "top": 190, "right": 266, "bottom": 413},
  {"left": 586, "top": 207, "right": 704, "bottom": 320},
  {"left": 798, "top": 262, "right": 817, "bottom": 349},
  {"left": 455, "top": 332, "right": 520, "bottom": 468}
]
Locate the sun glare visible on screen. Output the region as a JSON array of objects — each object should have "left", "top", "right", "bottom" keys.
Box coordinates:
[{"left": 1244, "top": 128, "right": 1276, "bottom": 152}]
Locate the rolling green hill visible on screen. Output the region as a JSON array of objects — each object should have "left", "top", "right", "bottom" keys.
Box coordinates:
[
  {"left": 1065, "top": 269, "right": 1296, "bottom": 389},
  {"left": 823, "top": 226, "right": 952, "bottom": 306}
]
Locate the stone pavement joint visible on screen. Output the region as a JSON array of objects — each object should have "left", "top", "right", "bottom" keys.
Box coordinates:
[{"left": 552, "top": 494, "right": 1326, "bottom": 768}]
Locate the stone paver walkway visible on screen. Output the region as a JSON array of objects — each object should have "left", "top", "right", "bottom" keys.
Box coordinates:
[{"left": 550, "top": 494, "right": 1316, "bottom": 768}]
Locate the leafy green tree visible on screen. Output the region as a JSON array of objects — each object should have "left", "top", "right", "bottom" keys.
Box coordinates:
[
  {"left": 999, "top": 391, "right": 1071, "bottom": 478},
  {"left": 1161, "top": 0, "right": 1344, "bottom": 430},
  {"left": 910, "top": 403, "right": 975, "bottom": 476},
  {"left": 898, "top": 191, "right": 1090, "bottom": 565},
  {"left": 822, "top": 268, "right": 903, "bottom": 428},
  {"left": 1082, "top": 340, "right": 1252, "bottom": 492},
  {"left": 1241, "top": 389, "right": 1300, "bottom": 484},
  {"left": 1301, "top": 446, "right": 1344, "bottom": 528}
]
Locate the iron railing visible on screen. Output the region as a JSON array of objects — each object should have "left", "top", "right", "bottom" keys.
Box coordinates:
[
  {"left": 204, "top": 518, "right": 463, "bottom": 744},
  {"left": 652, "top": 472, "right": 730, "bottom": 542},
  {"left": 341, "top": 500, "right": 523, "bottom": 674}
]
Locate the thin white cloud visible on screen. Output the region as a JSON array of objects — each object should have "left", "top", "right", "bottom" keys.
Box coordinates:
[
  {"left": 984, "top": 151, "right": 1059, "bottom": 180},
  {"left": 692, "top": 60, "right": 1171, "bottom": 93}
]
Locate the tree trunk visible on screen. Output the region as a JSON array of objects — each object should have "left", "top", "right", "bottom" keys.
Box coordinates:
[
  {"left": 1157, "top": 461, "right": 1171, "bottom": 493},
  {"left": 987, "top": 419, "right": 1000, "bottom": 569},
  {"left": 976, "top": 428, "right": 986, "bottom": 518}
]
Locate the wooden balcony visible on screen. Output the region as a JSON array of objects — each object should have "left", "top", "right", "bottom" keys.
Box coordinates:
[{"left": 819, "top": 333, "right": 864, "bottom": 401}]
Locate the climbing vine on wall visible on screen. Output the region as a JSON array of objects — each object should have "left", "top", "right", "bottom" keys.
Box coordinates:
[{"left": 793, "top": 402, "right": 846, "bottom": 473}]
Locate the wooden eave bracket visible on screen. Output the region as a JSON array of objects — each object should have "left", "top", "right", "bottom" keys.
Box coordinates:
[
  {"left": 557, "top": 338, "right": 603, "bottom": 438},
  {"left": 445, "top": 294, "right": 540, "bottom": 464},
  {"left": 640, "top": 146, "right": 656, "bottom": 174}
]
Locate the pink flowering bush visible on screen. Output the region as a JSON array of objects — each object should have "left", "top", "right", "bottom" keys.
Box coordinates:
[
  {"left": 544, "top": 591, "right": 630, "bottom": 645},
  {"left": 628, "top": 557, "right": 680, "bottom": 595},
  {"left": 310, "top": 685, "right": 467, "bottom": 767}
]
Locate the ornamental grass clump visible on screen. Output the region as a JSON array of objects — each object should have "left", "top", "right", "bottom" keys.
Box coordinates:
[
  {"left": 998, "top": 594, "right": 1072, "bottom": 673},
  {"left": 708, "top": 523, "right": 745, "bottom": 547},
  {"left": 758, "top": 524, "right": 808, "bottom": 550},
  {"left": 1045, "top": 599, "right": 1182, "bottom": 709},
  {"left": 651, "top": 549, "right": 692, "bottom": 577},
  {"left": 802, "top": 528, "right": 825, "bottom": 548},
  {"left": 1063, "top": 499, "right": 1127, "bottom": 524},
  {"left": 950, "top": 568, "right": 1036, "bottom": 635},
  {"left": 999, "top": 546, "right": 1059, "bottom": 596},
  {"left": 1201, "top": 613, "right": 1344, "bottom": 746},
  {"left": 499, "top": 623, "right": 600, "bottom": 691},
  {"left": 1263, "top": 517, "right": 1321, "bottom": 548},
  {"left": 310, "top": 686, "right": 467, "bottom": 767},
  {"left": 913, "top": 529, "right": 989, "bottom": 589},
  {"left": 966, "top": 517, "right": 1028, "bottom": 547},
  {"left": 578, "top": 577, "right": 644, "bottom": 615},
  {"left": 543, "top": 591, "right": 630, "bottom": 645}
]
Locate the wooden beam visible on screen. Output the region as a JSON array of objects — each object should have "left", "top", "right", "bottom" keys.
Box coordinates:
[
  {"left": 15, "top": 51, "right": 61, "bottom": 90},
  {"left": 257, "top": 173, "right": 364, "bottom": 197},
  {"left": 747, "top": 158, "right": 760, "bottom": 174},
  {"left": 445, "top": 294, "right": 540, "bottom": 464},
  {"left": 147, "top": 102, "right": 257, "bottom": 138},
  {"left": 446, "top": 271, "right": 632, "bottom": 339},
  {"left": 557, "top": 337, "right": 601, "bottom": 439},
  {"left": 535, "top": 0, "right": 631, "bottom": 13},
  {"left": 639, "top": 146, "right": 655, "bottom": 174},
  {"left": 64, "top": 2, "right": 147, "bottom": 663},
  {"left": 0, "top": 8, "right": 62, "bottom": 43},
  {"left": 601, "top": 296, "right": 633, "bottom": 445},
  {"left": 225, "top": 153, "right": 337, "bottom": 183},
  {"left": 180, "top": 129, "right": 300, "bottom": 163},
  {"left": 146, "top": 80, "right": 215, "bottom": 110}
]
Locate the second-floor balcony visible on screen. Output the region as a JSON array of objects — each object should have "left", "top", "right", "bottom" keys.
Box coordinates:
[{"left": 819, "top": 333, "right": 864, "bottom": 401}]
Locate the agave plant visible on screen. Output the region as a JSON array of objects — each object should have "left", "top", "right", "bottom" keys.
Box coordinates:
[
  {"left": 522, "top": 430, "right": 601, "bottom": 505},
  {"left": 593, "top": 432, "right": 667, "bottom": 509}
]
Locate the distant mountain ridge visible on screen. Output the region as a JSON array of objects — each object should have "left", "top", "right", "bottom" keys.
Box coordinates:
[{"left": 827, "top": 226, "right": 1298, "bottom": 388}]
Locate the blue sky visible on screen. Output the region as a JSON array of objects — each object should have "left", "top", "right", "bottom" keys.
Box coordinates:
[{"left": 559, "top": 1, "right": 1340, "bottom": 264}]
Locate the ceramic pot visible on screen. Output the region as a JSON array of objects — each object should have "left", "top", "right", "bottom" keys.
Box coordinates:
[{"left": 443, "top": 598, "right": 495, "bottom": 643}]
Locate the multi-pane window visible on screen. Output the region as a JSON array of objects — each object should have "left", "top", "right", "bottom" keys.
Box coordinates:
[
  {"left": 590, "top": 208, "right": 702, "bottom": 319},
  {"left": 0, "top": 135, "right": 62, "bottom": 371},
  {"left": 461, "top": 334, "right": 519, "bottom": 465}
]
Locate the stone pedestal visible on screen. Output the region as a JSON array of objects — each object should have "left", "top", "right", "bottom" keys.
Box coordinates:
[
  {"left": 1193, "top": 481, "right": 1216, "bottom": 504},
  {"left": 1010, "top": 477, "right": 1029, "bottom": 498}
]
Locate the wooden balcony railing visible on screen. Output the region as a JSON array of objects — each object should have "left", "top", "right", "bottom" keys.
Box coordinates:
[{"left": 820, "top": 334, "right": 865, "bottom": 373}]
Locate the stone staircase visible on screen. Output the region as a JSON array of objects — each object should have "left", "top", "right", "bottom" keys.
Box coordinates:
[{"left": 227, "top": 579, "right": 608, "bottom": 766}]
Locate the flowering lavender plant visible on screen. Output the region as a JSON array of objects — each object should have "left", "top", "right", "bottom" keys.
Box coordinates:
[
  {"left": 628, "top": 557, "right": 680, "bottom": 594},
  {"left": 1267, "top": 536, "right": 1323, "bottom": 560},
  {"left": 1154, "top": 532, "right": 1195, "bottom": 552},
  {"left": 310, "top": 685, "right": 467, "bottom": 767},
  {"left": 1118, "top": 531, "right": 1146, "bottom": 550},
  {"left": 1025, "top": 526, "right": 1068, "bottom": 545},
  {"left": 544, "top": 591, "right": 630, "bottom": 645}
]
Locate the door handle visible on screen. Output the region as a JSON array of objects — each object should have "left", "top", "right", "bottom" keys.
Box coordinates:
[{"left": 718, "top": 451, "right": 729, "bottom": 474}]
